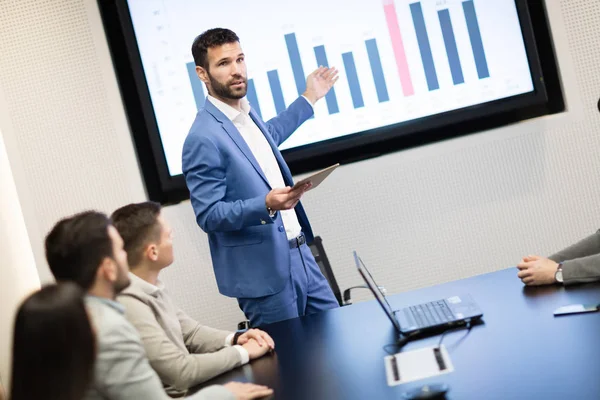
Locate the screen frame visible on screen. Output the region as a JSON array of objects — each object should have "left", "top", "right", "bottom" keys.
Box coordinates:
[{"left": 98, "top": 0, "right": 563, "bottom": 204}]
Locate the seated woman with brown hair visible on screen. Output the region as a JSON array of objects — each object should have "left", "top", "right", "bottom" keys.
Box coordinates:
[{"left": 10, "top": 283, "right": 95, "bottom": 400}]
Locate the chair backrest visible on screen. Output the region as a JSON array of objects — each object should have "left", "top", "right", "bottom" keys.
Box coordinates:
[{"left": 308, "top": 236, "right": 343, "bottom": 307}]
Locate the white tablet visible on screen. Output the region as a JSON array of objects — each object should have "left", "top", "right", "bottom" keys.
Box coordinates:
[{"left": 292, "top": 163, "right": 340, "bottom": 192}]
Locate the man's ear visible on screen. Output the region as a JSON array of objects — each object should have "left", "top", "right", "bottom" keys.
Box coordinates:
[
  {"left": 145, "top": 243, "right": 159, "bottom": 262},
  {"left": 196, "top": 65, "right": 209, "bottom": 85},
  {"left": 97, "top": 257, "right": 117, "bottom": 283}
]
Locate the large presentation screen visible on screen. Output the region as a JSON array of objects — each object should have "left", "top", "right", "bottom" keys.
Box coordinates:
[{"left": 125, "top": 0, "right": 536, "bottom": 178}]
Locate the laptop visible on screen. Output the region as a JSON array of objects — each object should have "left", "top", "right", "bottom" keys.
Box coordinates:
[{"left": 354, "top": 251, "right": 483, "bottom": 336}]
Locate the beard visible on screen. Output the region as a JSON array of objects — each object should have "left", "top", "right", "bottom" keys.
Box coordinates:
[
  {"left": 113, "top": 264, "right": 131, "bottom": 294},
  {"left": 208, "top": 72, "right": 248, "bottom": 100}
]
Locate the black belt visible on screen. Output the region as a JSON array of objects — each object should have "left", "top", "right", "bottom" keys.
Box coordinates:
[{"left": 289, "top": 233, "right": 306, "bottom": 249}]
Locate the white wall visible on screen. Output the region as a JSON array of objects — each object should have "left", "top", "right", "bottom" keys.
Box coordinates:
[
  {"left": 0, "top": 0, "right": 599, "bottom": 341},
  {"left": 0, "top": 125, "right": 40, "bottom": 391}
]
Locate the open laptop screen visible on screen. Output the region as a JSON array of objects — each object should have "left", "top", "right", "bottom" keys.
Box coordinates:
[{"left": 354, "top": 251, "right": 402, "bottom": 333}]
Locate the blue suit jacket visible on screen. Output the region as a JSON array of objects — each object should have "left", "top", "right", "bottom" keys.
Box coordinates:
[{"left": 182, "top": 97, "right": 314, "bottom": 298}]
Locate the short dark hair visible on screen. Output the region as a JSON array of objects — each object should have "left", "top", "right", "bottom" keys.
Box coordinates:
[
  {"left": 11, "top": 283, "right": 95, "bottom": 400},
  {"left": 191, "top": 28, "right": 240, "bottom": 70},
  {"left": 45, "top": 211, "right": 113, "bottom": 290},
  {"left": 111, "top": 202, "right": 162, "bottom": 267}
]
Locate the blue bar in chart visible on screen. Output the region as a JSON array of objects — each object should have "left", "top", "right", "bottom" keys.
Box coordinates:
[
  {"left": 267, "top": 70, "right": 286, "bottom": 114},
  {"left": 285, "top": 33, "right": 307, "bottom": 95},
  {"left": 314, "top": 45, "right": 340, "bottom": 114},
  {"left": 246, "top": 79, "right": 262, "bottom": 119},
  {"left": 410, "top": 2, "right": 439, "bottom": 91},
  {"left": 365, "top": 39, "right": 390, "bottom": 103},
  {"left": 438, "top": 9, "right": 464, "bottom": 85},
  {"left": 342, "top": 52, "right": 364, "bottom": 109},
  {"left": 186, "top": 62, "right": 205, "bottom": 110},
  {"left": 463, "top": 0, "right": 489, "bottom": 79}
]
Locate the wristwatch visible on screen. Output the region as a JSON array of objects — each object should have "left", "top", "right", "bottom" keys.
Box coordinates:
[
  {"left": 232, "top": 329, "right": 248, "bottom": 345},
  {"left": 554, "top": 263, "right": 564, "bottom": 284}
]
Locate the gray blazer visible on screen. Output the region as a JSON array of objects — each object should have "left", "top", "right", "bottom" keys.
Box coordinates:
[
  {"left": 117, "top": 274, "right": 245, "bottom": 397},
  {"left": 84, "top": 296, "right": 234, "bottom": 400},
  {"left": 548, "top": 229, "right": 600, "bottom": 285}
]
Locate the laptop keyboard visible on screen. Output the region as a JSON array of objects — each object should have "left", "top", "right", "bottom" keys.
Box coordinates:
[{"left": 406, "top": 301, "right": 455, "bottom": 328}]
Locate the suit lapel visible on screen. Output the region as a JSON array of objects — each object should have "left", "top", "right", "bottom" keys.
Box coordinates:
[
  {"left": 249, "top": 110, "right": 295, "bottom": 187},
  {"left": 204, "top": 101, "right": 271, "bottom": 187}
]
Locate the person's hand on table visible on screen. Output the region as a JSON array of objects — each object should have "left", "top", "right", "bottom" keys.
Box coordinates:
[
  {"left": 241, "top": 339, "right": 271, "bottom": 360},
  {"left": 235, "top": 328, "right": 275, "bottom": 350},
  {"left": 517, "top": 255, "right": 559, "bottom": 286},
  {"left": 223, "top": 382, "right": 273, "bottom": 400}
]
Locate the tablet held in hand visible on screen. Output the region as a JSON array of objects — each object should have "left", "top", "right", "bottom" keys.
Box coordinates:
[{"left": 292, "top": 163, "right": 340, "bottom": 192}]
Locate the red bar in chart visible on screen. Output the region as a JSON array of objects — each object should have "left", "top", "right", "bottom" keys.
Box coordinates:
[{"left": 382, "top": 0, "right": 414, "bottom": 96}]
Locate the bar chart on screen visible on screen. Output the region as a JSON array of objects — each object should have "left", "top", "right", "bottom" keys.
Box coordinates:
[
  {"left": 128, "top": 0, "right": 533, "bottom": 175},
  {"left": 187, "top": 1, "right": 493, "bottom": 110}
]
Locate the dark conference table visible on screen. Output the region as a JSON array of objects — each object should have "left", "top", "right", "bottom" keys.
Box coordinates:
[{"left": 193, "top": 268, "right": 600, "bottom": 399}]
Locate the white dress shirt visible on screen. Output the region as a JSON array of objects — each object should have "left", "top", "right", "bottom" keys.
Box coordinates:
[{"left": 207, "top": 94, "right": 311, "bottom": 240}]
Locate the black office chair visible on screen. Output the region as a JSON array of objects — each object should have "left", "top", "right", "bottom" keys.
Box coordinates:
[{"left": 309, "top": 236, "right": 386, "bottom": 307}]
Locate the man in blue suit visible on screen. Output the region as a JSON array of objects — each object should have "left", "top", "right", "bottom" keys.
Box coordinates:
[{"left": 182, "top": 28, "right": 339, "bottom": 326}]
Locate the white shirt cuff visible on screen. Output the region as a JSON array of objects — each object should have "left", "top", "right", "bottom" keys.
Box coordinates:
[
  {"left": 233, "top": 345, "right": 250, "bottom": 364},
  {"left": 301, "top": 95, "right": 315, "bottom": 110},
  {"left": 225, "top": 333, "right": 250, "bottom": 364},
  {"left": 224, "top": 333, "right": 235, "bottom": 347}
]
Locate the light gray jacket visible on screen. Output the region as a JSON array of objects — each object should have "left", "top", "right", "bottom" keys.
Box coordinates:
[
  {"left": 549, "top": 229, "right": 600, "bottom": 285},
  {"left": 85, "top": 296, "right": 234, "bottom": 400},
  {"left": 117, "top": 274, "right": 246, "bottom": 397}
]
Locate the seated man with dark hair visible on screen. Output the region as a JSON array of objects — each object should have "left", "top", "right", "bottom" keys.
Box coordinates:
[
  {"left": 517, "top": 229, "right": 600, "bottom": 286},
  {"left": 45, "top": 210, "right": 272, "bottom": 400},
  {"left": 112, "top": 202, "right": 274, "bottom": 397}
]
